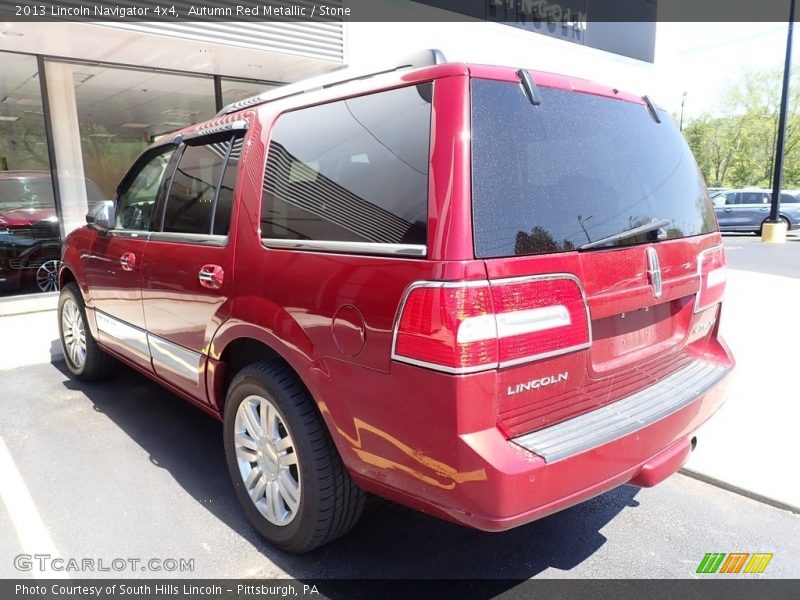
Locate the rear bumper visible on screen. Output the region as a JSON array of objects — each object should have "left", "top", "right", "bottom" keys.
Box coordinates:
[
  {"left": 436, "top": 358, "right": 732, "bottom": 531},
  {"left": 339, "top": 350, "right": 733, "bottom": 532}
]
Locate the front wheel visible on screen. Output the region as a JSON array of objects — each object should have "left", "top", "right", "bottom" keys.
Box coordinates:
[
  {"left": 57, "top": 282, "right": 114, "bottom": 380},
  {"left": 223, "top": 362, "right": 365, "bottom": 553}
]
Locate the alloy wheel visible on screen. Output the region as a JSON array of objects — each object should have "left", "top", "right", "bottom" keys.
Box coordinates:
[
  {"left": 234, "top": 394, "right": 301, "bottom": 526},
  {"left": 36, "top": 259, "right": 61, "bottom": 293},
  {"left": 61, "top": 297, "right": 86, "bottom": 369}
]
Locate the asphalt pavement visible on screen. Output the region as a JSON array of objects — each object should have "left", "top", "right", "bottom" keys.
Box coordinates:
[
  {"left": 0, "top": 361, "right": 798, "bottom": 579},
  {"left": 721, "top": 230, "right": 800, "bottom": 277}
]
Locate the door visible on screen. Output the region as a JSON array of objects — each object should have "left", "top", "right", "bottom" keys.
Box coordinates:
[
  {"left": 715, "top": 191, "right": 738, "bottom": 229},
  {"left": 140, "top": 131, "right": 245, "bottom": 402},
  {"left": 82, "top": 145, "right": 177, "bottom": 370},
  {"left": 735, "top": 191, "right": 770, "bottom": 230}
]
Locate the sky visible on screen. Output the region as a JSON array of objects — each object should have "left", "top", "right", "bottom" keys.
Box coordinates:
[{"left": 652, "top": 22, "right": 797, "bottom": 119}]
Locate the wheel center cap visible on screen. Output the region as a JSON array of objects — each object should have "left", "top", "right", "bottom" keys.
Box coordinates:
[{"left": 258, "top": 439, "right": 278, "bottom": 477}]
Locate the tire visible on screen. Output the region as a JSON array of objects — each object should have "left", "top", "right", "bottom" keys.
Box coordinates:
[
  {"left": 223, "top": 361, "right": 365, "bottom": 553},
  {"left": 57, "top": 282, "right": 115, "bottom": 380}
]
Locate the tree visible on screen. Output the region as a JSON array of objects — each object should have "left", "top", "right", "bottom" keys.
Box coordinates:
[{"left": 683, "top": 66, "right": 800, "bottom": 189}]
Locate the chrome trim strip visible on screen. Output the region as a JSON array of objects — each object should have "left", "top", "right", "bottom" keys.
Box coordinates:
[
  {"left": 390, "top": 274, "right": 592, "bottom": 374},
  {"left": 147, "top": 232, "right": 228, "bottom": 247},
  {"left": 511, "top": 360, "right": 731, "bottom": 463},
  {"left": 147, "top": 334, "right": 203, "bottom": 385},
  {"left": 262, "top": 239, "right": 426, "bottom": 257},
  {"left": 95, "top": 310, "right": 150, "bottom": 358},
  {"left": 93, "top": 311, "right": 203, "bottom": 384},
  {"left": 108, "top": 230, "right": 150, "bottom": 240},
  {"left": 646, "top": 246, "right": 663, "bottom": 299}
]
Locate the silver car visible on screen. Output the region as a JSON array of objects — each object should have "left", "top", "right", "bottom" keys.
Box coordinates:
[{"left": 712, "top": 188, "right": 800, "bottom": 233}]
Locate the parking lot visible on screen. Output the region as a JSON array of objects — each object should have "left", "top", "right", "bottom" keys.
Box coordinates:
[{"left": 1, "top": 232, "right": 799, "bottom": 579}]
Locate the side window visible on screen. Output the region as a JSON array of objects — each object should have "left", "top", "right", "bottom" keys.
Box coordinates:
[
  {"left": 261, "top": 83, "right": 432, "bottom": 247},
  {"left": 739, "top": 192, "right": 765, "bottom": 205},
  {"left": 781, "top": 193, "right": 798, "bottom": 203},
  {"left": 116, "top": 148, "right": 175, "bottom": 231},
  {"left": 725, "top": 192, "right": 737, "bottom": 205},
  {"left": 213, "top": 137, "right": 243, "bottom": 236},
  {"left": 162, "top": 135, "right": 241, "bottom": 235}
]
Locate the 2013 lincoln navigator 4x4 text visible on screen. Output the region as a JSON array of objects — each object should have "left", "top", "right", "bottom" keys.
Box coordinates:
[{"left": 57, "top": 51, "right": 734, "bottom": 553}]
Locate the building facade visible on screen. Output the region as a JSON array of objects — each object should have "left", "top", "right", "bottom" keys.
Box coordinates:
[{"left": 0, "top": 13, "right": 654, "bottom": 297}]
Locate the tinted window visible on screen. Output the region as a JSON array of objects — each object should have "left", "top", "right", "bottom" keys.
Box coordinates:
[
  {"left": 213, "top": 137, "right": 243, "bottom": 236},
  {"left": 739, "top": 192, "right": 767, "bottom": 205},
  {"left": 261, "top": 84, "right": 432, "bottom": 245},
  {"left": 780, "top": 193, "right": 799, "bottom": 203},
  {"left": 163, "top": 139, "right": 232, "bottom": 235},
  {"left": 724, "top": 193, "right": 738, "bottom": 205},
  {"left": 471, "top": 80, "right": 716, "bottom": 257},
  {"left": 116, "top": 148, "right": 175, "bottom": 231}
]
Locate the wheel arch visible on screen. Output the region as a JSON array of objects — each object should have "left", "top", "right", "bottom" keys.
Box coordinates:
[{"left": 208, "top": 320, "right": 318, "bottom": 414}]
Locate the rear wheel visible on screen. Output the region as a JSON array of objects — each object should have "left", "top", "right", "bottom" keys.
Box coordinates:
[
  {"left": 223, "top": 362, "right": 365, "bottom": 553},
  {"left": 57, "top": 282, "right": 114, "bottom": 380}
]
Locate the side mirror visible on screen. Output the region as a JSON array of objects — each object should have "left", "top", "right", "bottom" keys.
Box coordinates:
[{"left": 86, "top": 200, "right": 115, "bottom": 231}]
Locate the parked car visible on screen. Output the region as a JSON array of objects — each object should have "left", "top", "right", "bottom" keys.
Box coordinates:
[
  {"left": 713, "top": 188, "right": 800, "bottom": 233},
  {"left": 57, "top": 51, "right": 734, "bottom": 553},
  {"left": 0, "top": 171, "right": 105, "bottom": 293},
  {"left": 707, "top": 187, "right": 730, "bottom": 196}
]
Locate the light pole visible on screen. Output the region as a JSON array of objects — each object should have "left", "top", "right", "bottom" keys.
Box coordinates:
[
  {"left": 764, "top": 0, "right": 796, "bottom": 243},
  {"left": 680, "top": 91, "right": 687, "bottom": 131}
]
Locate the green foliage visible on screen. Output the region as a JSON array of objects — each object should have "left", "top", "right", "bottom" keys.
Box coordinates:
[{"left": 684, "top": 66, "right": 800, "bottom": 188}]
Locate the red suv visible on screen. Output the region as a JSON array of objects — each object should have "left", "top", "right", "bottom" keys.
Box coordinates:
[{"left": 58, "top": 52, "right": 734, "bottom": 553}]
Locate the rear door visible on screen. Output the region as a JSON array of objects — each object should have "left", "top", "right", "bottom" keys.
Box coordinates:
[
  {"left": 139, "top": 127, "right": 245, "bottom": 402},
  {"left": 82, "top": 145, "right": 176, "bottom": 370},
  {"left": 735, "top": 191, "right": 770, "bottom": 230},
  {"left": 470, "top": 77, "right": 721, "bottom": 437}
]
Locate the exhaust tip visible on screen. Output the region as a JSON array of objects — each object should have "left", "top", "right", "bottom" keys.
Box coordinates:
[{"left": 690, "top": 436, "right": 698, "bottom": 451}]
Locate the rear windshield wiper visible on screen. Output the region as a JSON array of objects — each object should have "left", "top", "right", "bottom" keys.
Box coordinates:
[{"left": 579, "top": 218, "right": 672, "bottom": 250}]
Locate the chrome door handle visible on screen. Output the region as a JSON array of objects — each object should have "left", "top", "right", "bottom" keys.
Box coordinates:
[
  {"left": 724, "top": 209, "right": 733, "bottom": 212},
  {"left": 120, "top": 252, "right": 136, "bottom": 271},
  {"left": 198, "top": 264, "right": 224, "bottom": 289},
  {"left": 760, "top": 207, "right": 769, "bottom": 211}
]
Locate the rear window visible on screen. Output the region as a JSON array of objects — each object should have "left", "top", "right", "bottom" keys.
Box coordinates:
[{"left": 471, "top": 79, "right": 716, "bottom": 258}]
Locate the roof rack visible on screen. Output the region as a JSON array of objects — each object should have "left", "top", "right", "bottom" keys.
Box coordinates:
[{"left": 216, "top": 49, "right": 447, "bottom": 117}]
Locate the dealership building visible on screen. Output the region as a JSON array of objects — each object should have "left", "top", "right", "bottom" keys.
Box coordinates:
[{"left": 0, "top": 1, "right": 655, "bottom": 297}]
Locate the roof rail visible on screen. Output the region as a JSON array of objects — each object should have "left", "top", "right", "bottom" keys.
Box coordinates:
[{"left": 216, "top": 49, "right": 447, "bottom": 117}]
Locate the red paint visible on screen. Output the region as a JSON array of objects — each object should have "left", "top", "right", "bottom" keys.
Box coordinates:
[{"left": 60, "top": 62, "right": 734, "bottom": 533}]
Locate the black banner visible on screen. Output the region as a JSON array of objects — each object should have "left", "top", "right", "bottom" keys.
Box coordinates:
[
  {"left": 0, "top": 0, "right": 799, "bottom": 22},
  {"left": 4, "top": 580, "right": 800, "bottom": 600}
]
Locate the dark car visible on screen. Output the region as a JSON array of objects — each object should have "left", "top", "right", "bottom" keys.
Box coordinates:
[
  {"left": 713, "top": 188, "right": 800, "bottom": 233},
  {"left": 0, "top": 171, "right": 105, "bottom": 293},
  {"left": 57, "top": 52, "right": 734, "bottom": 553}
]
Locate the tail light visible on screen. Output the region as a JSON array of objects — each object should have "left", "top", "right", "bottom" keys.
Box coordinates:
[
  {"left": 392, "top": 275, "right": 591, "bottom": 374},
  {"left": 695, "top": 245, "right": 726, "bottom": 313}
]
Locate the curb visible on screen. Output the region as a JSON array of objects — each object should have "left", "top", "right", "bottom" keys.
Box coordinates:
[
  {"left": 0, "top": 293, "right": 58, "bottom": 317},
  {"left": 680, "top": 468, "right": 800, "bottom": 515}
]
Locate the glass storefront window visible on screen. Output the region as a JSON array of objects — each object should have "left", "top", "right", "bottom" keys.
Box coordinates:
[
  {"left": 63, "top": 63, "right": 218, "bottom": 199},
  {"left": 221, "top": 78, "right": 279, "bottom": 106},
  {"left": 1, "top": 55, "right": 279, "bottom": 299},
  {"left": 0, "top": 52, "right": 59, "bottom": 296}
]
